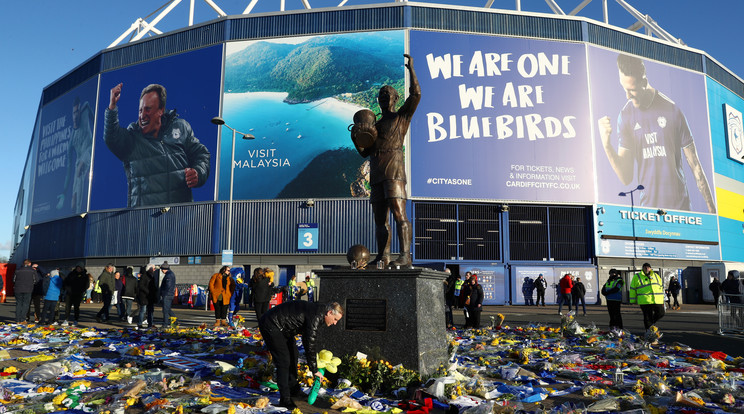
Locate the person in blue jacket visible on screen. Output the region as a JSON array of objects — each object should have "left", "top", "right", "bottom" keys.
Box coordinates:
[
  {"left": 601, "top": 269, "right": 625, "bottom": 330},
  {"left": 227, "top": 267, "right": 246, "bottom": 327},
  {"left": 41, "top": 269, "right": 64, "bottom": 325}
]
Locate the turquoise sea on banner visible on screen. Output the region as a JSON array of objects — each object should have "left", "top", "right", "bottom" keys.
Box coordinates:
[{"left": 219, "top": 92, "right": 361, "bottom": 200}]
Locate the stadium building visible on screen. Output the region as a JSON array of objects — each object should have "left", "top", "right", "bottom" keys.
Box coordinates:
[{"left": 11, "top": 0, "right": 744, "bottom": 304}]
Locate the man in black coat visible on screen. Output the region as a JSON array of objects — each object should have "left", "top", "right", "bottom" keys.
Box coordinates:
[
  {"left": 709, "top": 277, "right": 721, "bottom": 308},
  {"left": 13, "top": 259, "right": 37, "bottom": 324},
  {"left": 463, "top": 274, "right": 484, "bottom": 329},
  {"left": 251, "top": 268, "right": 273, "bottom": 321},
  {"left": 136, "top": 265, "right": 159, "bottom": 328},
  {"left": 258, "top": 301, "right": 343, "bottom": 408},
  {"left": 572, "top": 277, "right": 587, "bottom": 316},
  {"left": 62, "top": 264, "right": 89, "bottom": 325},
  {"left": 444, "top": 268, "right": 458, "bottom": 329},
  {"left": 721, "top": 270, "right": 741, "bottom": 304}
]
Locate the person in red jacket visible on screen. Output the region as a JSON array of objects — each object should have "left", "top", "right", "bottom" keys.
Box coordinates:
[{"left": 558, "top": 273, "right": 574, "bottom": 315}]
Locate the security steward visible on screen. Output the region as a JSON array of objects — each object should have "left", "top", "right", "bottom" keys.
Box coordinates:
[
  {"left": 629, "top": 263, "right": 665, "bottom": 331},
  {"left": 601, "top": 269, "right": 624, "bottom": 329},
  {"left": 258, "top": 300, "right": 343, "bottom": 408}
]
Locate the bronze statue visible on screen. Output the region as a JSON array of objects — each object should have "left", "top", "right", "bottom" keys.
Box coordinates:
[{"left": 352, "top": 54, "right": 420, "bottom": 267}]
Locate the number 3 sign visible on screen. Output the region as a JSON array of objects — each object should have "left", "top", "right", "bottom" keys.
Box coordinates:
[{"left": 297, "top": 223, "right": 319, "bottom": 251}]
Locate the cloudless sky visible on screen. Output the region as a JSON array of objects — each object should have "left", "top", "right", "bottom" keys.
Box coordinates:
[{"left": 1, "top": 0, "right": 742, "bottom": 260}]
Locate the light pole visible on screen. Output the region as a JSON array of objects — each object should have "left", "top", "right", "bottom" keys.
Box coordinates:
[
  {"left": 211, "top": 116, "right": 255, "bottom": 251},
  {"left": 618, "top": 184, "right": 644, "bottom": 261}
]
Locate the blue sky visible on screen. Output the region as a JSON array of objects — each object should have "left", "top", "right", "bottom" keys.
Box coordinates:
[{"left": 1, "top": 0, "right": 742, "bottom": 261}]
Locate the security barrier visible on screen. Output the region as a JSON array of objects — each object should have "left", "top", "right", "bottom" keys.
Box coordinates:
[{"left": 718, "top": 294, "right": 744, "bottom": 335}]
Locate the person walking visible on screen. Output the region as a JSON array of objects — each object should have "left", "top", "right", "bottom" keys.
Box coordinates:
[
  {"left": 209, "top": 266, "right": 236, "bottom": 328},
  {"left": 463, "top": 274, "right": 484, "bottom": 329},
  {"left": 251, "top": 268, "right": 272, "bottom": 321},
  {"left": 40, "top": 269, "right": 63, "bottom": 325},
  {"left": 159, "top": 262, "right": 177, "bottom": 328},
  {"left": 534, "top": 274, "right": 548, "bottom": 306},
  {"left": 572, "top": 277, "right": 587, "bottom": 316},
  {"left": 13, "top": 260, "right": 37, "bottom": 324},
  {"left": 601, "top": 269, "right": 624, "bottom": 330},
  {"left": 709, "top": 276, "right": 721, "bottom": 308},
  {"left": 522, "top": 277, "right": 535, "bottom": 306},
  {"left": 62, "top": 265, "right": 88, "bottom": 326},
  {"left": 96, "top": 264, "right": 116, "bottom": 323},
  {"left": 121, "top": 267, "right": 138, "bottom": 324},
  {"left": 557, "top": 273, "right": 574, "bottom": 315},
  {"left": 667, "top": 275, "right": 682, "bottom": 310},
  {"left": 629, "top": 263, "right": 665, "bottom": 337}
]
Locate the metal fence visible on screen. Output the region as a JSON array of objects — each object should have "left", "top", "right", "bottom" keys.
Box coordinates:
[{"left": 718, "top": 294, "right": 744, "bottom": 335}]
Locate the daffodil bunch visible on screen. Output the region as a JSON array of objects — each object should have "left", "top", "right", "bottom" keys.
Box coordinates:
[{"left": 337, "top": 354, "right": 420, "bottom": 396}]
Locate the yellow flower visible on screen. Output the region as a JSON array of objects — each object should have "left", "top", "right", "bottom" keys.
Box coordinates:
[
  {"left": 53, "top": 393, "right": 67, "bottom": 405},
  {"left": 71, "top": 380, "right": 91, "bottom": 388},
  {"left": 317, "top": 350, "right": 341, "bottom": 373}
]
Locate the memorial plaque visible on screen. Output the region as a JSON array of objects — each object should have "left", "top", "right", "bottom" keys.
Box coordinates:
[{"left": 345, "top": 299, "right": 387, "bottom": 331}]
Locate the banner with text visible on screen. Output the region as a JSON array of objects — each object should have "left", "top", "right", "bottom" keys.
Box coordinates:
[
  {"left": 409, "top": 31, "right": 594, "bottom": 202},
  {"left": 32, "top": 77, "right": 98, "bottom": 223}
]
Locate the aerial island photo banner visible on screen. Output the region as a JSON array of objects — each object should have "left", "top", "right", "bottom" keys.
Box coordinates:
[{"left": 219, "top": 31, "right": 405, "bottom": 200}]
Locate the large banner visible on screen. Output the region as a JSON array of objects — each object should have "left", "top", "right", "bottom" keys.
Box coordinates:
[
  {"left": 589, "top": 46, "right": 716, "bottom": 214},
  {"left": 220, "top": 31, "right": 405, "bottom": 200},
  {"left": 409, "top": 31, "right": 594, "bottom": 203},
  {"left": 32, "top": 77, "right": 98, "bottom": 222},
  {"left": 707, "top": 77, "right": 744, "bottom": 185},
  {"left": 90, "top": 45, "right": 222, "bottom": 210},
  {"left": 706, "top": 78, "right": 744, "bottom": 262}
]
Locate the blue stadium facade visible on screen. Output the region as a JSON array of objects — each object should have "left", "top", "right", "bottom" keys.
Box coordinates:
[{"left": 12, "top": 3, "right": 744, "bottom": 304}]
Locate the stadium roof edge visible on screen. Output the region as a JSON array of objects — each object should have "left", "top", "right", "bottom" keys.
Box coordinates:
[{"left": 41, "top": 1, "right": 744, "bottom": 105}]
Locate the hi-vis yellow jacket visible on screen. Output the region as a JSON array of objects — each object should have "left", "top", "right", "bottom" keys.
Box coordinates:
[{"left": 629, "top": 270, "right": 664, "bottom": 305}]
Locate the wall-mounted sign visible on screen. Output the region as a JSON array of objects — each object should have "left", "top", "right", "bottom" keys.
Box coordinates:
[
  {"left": 297, "top": 223, "right": 319, "bottom": 251},
  {"left": 725, "top": 104, "right": 744, "bottom": 164},
  {"left": 222, "top": 250, "right": 233, "bottom": 266}
]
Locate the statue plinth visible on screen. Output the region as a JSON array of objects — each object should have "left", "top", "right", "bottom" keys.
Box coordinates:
[{"left": 316, "top": 268, "right": 448, "bottom": 376}]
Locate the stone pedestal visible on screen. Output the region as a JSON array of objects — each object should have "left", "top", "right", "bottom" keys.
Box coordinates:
[{"left": 315, "top": 268, "right": 448, "bottom": 376}]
